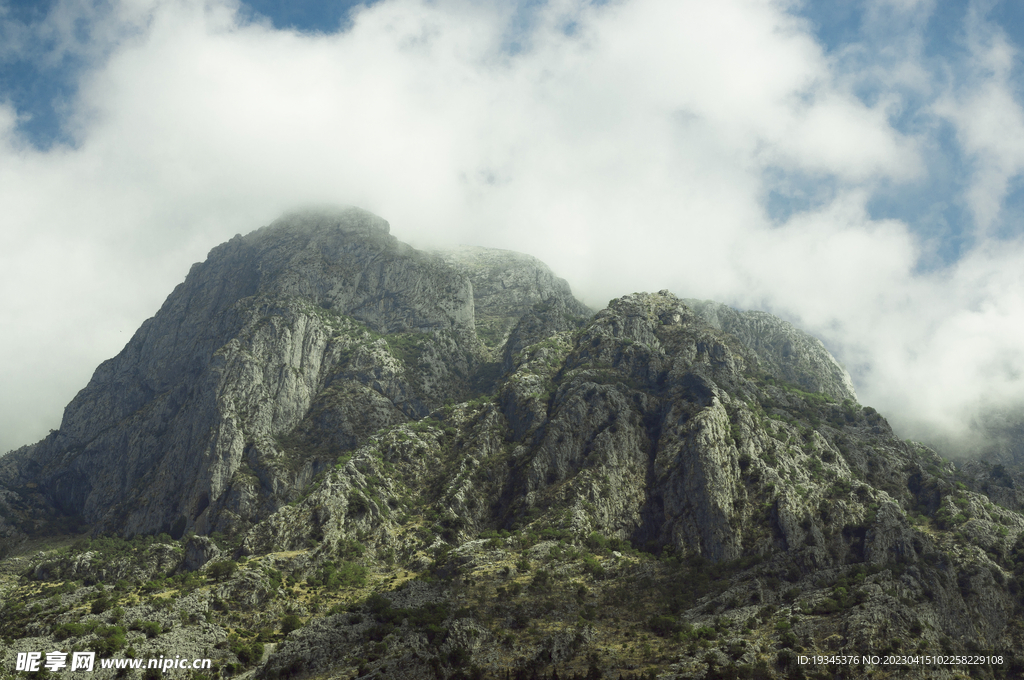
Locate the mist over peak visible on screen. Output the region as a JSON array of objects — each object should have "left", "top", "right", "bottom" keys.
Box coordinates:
[{"left": 3, "top": 0, "right": 1024, "bottom": 460}]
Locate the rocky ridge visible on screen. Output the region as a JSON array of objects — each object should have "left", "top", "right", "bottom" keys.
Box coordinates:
[
  {"left": 683, "top": 299, "right": 856, "bottom": 402},
  {"left": 1, "top": 208, "right": 1024, "bottom": 680},
  {"left": 0, "top": 208, "right": 589, "bottom": 541}
]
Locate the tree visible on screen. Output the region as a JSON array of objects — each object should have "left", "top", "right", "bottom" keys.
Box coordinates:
[
  {"left": 281, "top": 614, "right": 302, "bottom": 635},
  {"left": 207, "top": 560, "right": 238, "bottom": 580}
]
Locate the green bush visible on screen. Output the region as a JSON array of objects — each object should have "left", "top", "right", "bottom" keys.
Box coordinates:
[
  {"left": 140, "top": 621, "right": 162, "bottom": 638},
  {"left": 581, "top": 555, "right": 605, "bottom": 579},
  {"left": 53, "top": 622, "right": 86, "bottom": 640},
  {"left": 586, "top": 532, "right": 609, "bottom": 551},
  {"left": 407, "top": 602, "right": 449, "bottom": 628},
  {"left": 89, "top": 625, "right": 127, "bottom": 654},
  {"left": 91, "top": 596, "right": 111, "bottom": 615},
  {"left": 647, "top": 615, "right": 682, "bottom": 637},
  {"left": 207, "top": 560, "right": 238, "bottom": 581},
  {"left": 230, "top": 638, "right": 264, "bottom": 665},
  {"left": 306, "top": 560, "right": 367, "bottom": 591},
  {"left": 529, "top": 569, "right": 551, "bottom": 592},
  {"left": 281, "top": 614, "right": 302, "bottom": 635}
]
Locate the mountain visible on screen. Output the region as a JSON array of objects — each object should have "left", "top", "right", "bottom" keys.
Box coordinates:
[
  {"left": 0, "top": 207, "right": 589, "bottom": 541},
  {"left": 2, "top": 207, "right": 1024, "bottom": 680},
  {"left": 681, "top": 300, "right": 856, "bottom": 403}
]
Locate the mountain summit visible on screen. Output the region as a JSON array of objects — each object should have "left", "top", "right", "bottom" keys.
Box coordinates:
[
  {"left": 0, "top": 207, "right": 588, "bottom": 539},
  {"left": 2, "top": 207, "right": 1023, "bottom": 679}
]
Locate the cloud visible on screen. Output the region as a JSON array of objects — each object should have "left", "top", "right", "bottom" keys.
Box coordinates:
[
  {"left": 934, "top": 15, "right": 1024, "bottom": 235},
  {"left": 0, "top": 0, "right": 1022, "bottom": 456}
]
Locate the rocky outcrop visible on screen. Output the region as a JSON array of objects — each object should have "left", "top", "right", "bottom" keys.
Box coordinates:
[
  {"left": 489, "top": 292, "right": 879, "bottom": 561},
  {"left": 0, "top": 208, "right": 590, "bottom": 541},
  {"left": 685, "top": 298, "right": 857, "bottom": 401},
  {"left": 227, "top": 289, "right": 1024, "bottom": 679},
  {"left": 439, "top": 246, "right": 592, "bottom": 352},
  {"left": 5, "top": 207, "right": 1024, "bottom": 680},
  {"left": 183, "top": 535, "right": 222, "bottom": 572}
]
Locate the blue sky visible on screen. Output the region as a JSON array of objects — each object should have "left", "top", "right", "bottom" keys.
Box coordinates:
[
  {"left": 0, "top": 0, "right": 374, "bottom": 147},
  {"left": 3, "top": 0, "right": 1024, "bottom": 454}
]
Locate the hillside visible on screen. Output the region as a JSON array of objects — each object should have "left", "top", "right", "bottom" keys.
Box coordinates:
[{"left": 2, "top": 208, "right": 1024, "bottom": 680}]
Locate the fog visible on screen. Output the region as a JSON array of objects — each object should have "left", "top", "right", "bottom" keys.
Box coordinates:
[{"left": 2, "top": 0, "right": 1024, "bottom": 456}]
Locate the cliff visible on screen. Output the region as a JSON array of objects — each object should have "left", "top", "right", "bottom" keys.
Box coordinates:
[{"left": 2, "top": 207, "right": 1023, "bottom": 680}]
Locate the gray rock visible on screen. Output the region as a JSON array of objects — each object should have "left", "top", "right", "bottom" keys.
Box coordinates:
[
  {"left": 438, "top": 245, "right": 591, "bottom": 354},
  {"left": 0, "top": 208, "right": 594, "bottom": 539},
  {"left": 183, "top": 535, "right": 221, "bottom": 572},
  {"left": 5, "top": 207, "right": 1024, "bottom": 680},
  {"left": 684, "top": 298, "right": 857, "bottom": 401}
]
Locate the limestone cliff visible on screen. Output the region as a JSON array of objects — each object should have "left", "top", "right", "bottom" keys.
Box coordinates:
[
  {"left": 3, "top": 208, "right": 1024, "bottom": 680},
  {"left": 438, "top": 245, "right": 592, "bottom": 354},
  {"left": 0, "top": 207, "right": 585, "bottom": 540},
  {"left": 684, "top": 299, "right": 857, "bottom": 402}
]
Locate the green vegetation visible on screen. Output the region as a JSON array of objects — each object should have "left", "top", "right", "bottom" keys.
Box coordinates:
[
  {"left": 385, "top": 332, "right": 431, "bottom": 366},
  {"left": 306, "top": 560, "right": 368, "bottom": 590},
  {"left": 89, "top": 624, "right": 127, "bottom": 654},
  {"left": 207, "top": 560, "right": 238, "bottom": 580},
  {"left": 661, "top": 554, "right": 765, "bottom": 614},
  {"left": 6, "top": 294, "right": 1024, "bottom": 680},
  {"left": 136, "top": 620, "right": 163, "bottom": 638},
  {"left": 229, "top": 635, "right": 265, "bottom": 665},
  {"left": 280, "top": 613, "right": 303, "bottom": 635}
]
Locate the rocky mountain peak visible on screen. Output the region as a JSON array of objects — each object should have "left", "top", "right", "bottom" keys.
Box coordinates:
[
  {"left": 684, "top": 299, "right": 856, "bottom": 402},
  {"left": 438, "top": 246, "right": 592, "bottom": 354},
  {"left": 4, "top": 208, "right": 1024, "bottom": 679},
  {"left": 264, "top": 205, "right": 392, "bottom": 237},
  {"left": 0, "top": 208, "right": 589, "bottom": 540}
]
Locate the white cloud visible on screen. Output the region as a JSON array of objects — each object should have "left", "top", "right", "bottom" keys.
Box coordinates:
[
  {"left": 933, "top": 2, "right": 1024, "bottom": 234},
  {"left": 0, "top": 0, "right": 1021, "bottom": 457}
]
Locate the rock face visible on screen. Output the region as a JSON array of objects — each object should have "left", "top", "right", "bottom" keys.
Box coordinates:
[
  {"left": 684, "top": 299, "right": 857, "bottom": 402},
  {"left": 0, "top": 208, "right": 585, "bottom": 540},
  {"left": 3, "top": 207, "right": 1024, "bottom": 680},
  {"left": 438, "top": 245, "right": 592, "bottom": 354}
]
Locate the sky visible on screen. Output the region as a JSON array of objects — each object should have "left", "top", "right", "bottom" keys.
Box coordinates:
[{"left": 2, "top": 0, "right": 1024, "bottom": 456}]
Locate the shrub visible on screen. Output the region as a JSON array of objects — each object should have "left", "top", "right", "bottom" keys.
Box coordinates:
[
  {"left": 581, "top": 555, "right": 605, "bottom": 579},
  {"left": 586, "top": 532, "right": 609, "bottom": 551},
  {"left": 207, "top": 560, "right": 238, "bottom": 581},
  {"left": 230, "top": 639, "right": 264, "bottom": 665},
  {"left": 89, "top": 625, "right": 127, "bottom": 655},
  {"left": 53, "top": 622, "right": 86, "bottom": 641},
  {"left": 324, "top": 561, "right": 368, "bottom": 590},
  {"left": 281, "top": 614, "right": 302, "bottom": 635},
  {"left": 529, "top": 570, "right": 551, "bottom": 592},
  {"left": 91, "top": 596, "right": 111, "bottom": 615},
  {"left": 140, "top": 621, "right": 162, "bottom": 638},
  {"left": 407, "top": 602, "right": 449, "bottom": 629},
  {"left": 364, "top": 623, "right": 396, "bottom": 642},
  {"left": 647, "top": 615, "right": 682, "bottom": 637}
]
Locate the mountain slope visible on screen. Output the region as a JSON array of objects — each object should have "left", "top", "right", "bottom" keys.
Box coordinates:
[
  {"left": 683, "top": 299, "right": 856, "bottom": 402},
  {"left": 2, "top": 208, "right": 1024, "bottom": 680},
  {"left": 0, "top": 207, "right": 588, "bottom": 541}
]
